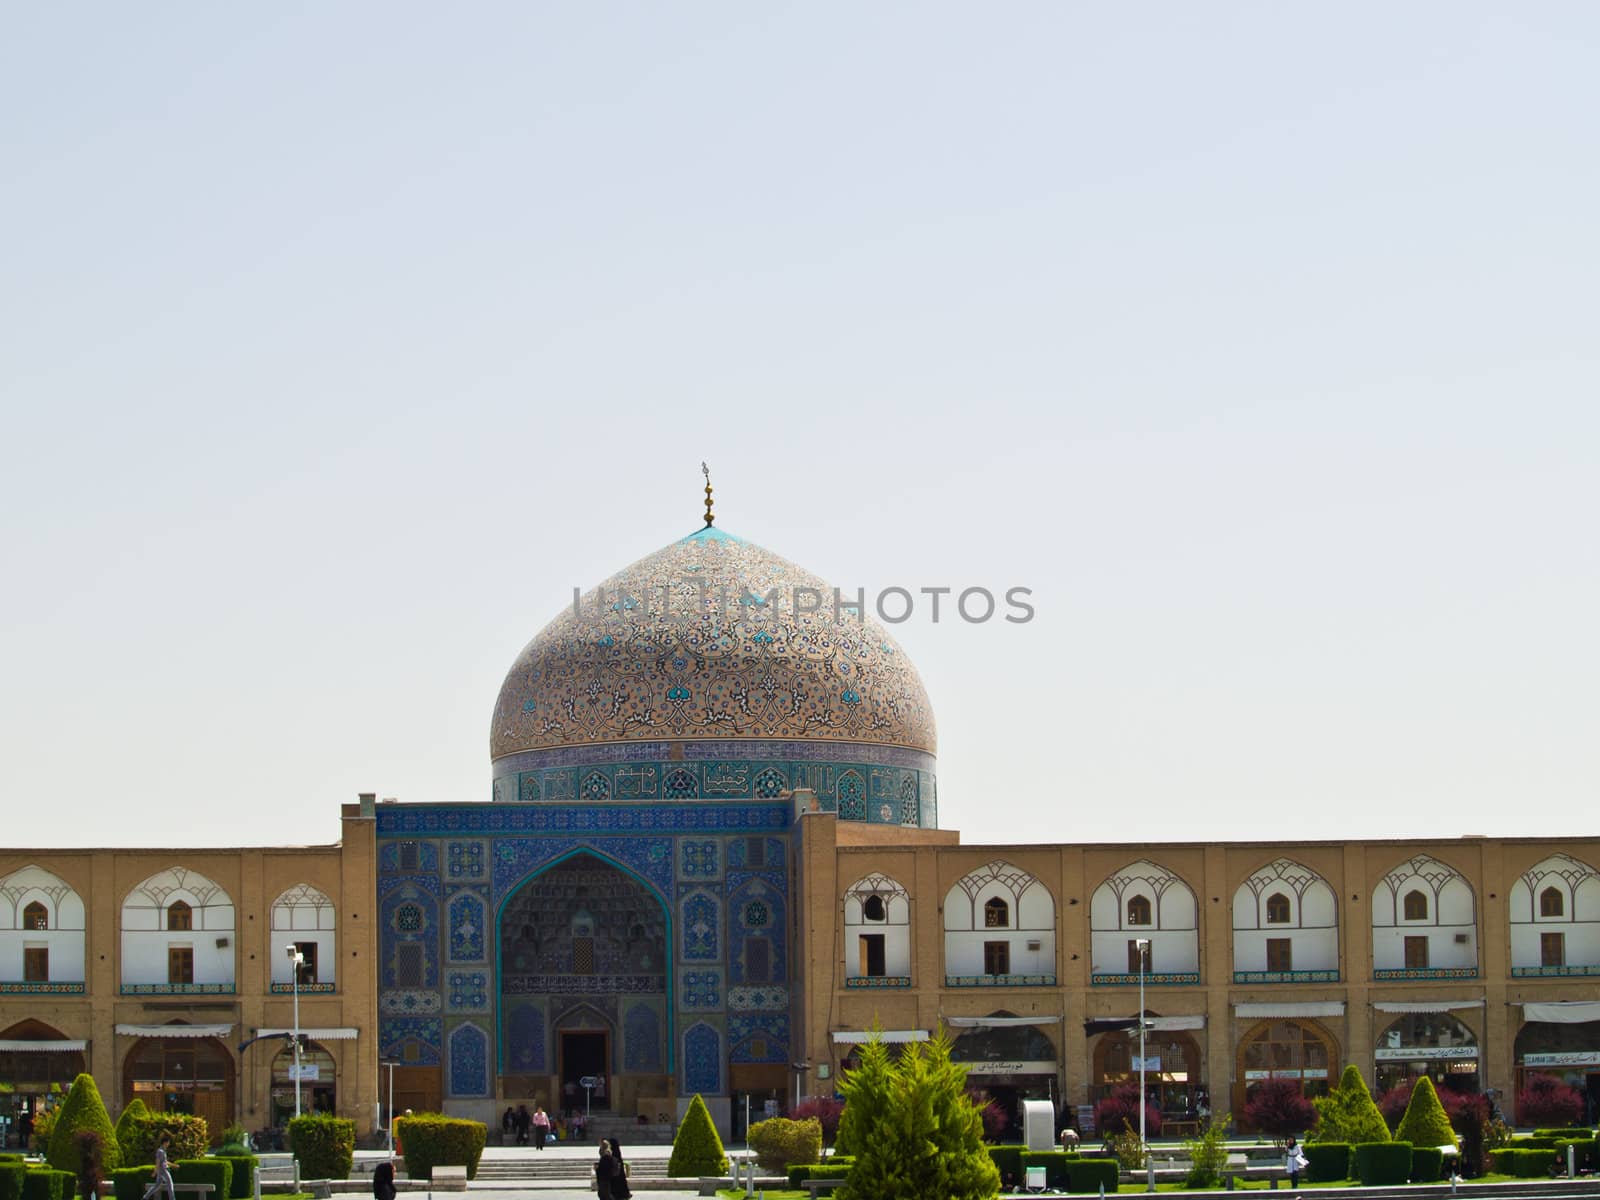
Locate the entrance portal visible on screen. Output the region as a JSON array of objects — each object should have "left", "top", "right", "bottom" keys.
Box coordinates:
[{"left": 561, "top": 1031, "right": 610, "bottom": 1110}]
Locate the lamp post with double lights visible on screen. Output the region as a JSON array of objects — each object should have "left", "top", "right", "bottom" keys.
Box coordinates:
[
  {"left": 285, "top": 945, "right": 305, "bottom": 1118},
  {"left": 1136, "top": 937, "right": 1152, "bottom": 1192}
]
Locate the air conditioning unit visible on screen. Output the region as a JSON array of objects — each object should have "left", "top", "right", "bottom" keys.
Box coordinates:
[
  {"left": 1454, "top": 933, "right": 1469, "bottom": 944},
  {"left": 215, "top": 937, "right": 231, "bottom": 949},
  {"left": 1026, "top": 939, "right": 1041, "bottom": 951}
]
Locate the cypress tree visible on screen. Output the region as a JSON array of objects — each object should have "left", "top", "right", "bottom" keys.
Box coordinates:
[
  {"left": 840, "top": 1032, "right": 1000, "bottom": 1200},
  {"left": 1395, "top": 1076, "right": 1457, "bottom": 1150},
  {"left": 834, "top": 1036, "right": 894, "bottom": 1159},
  {"left": 47, "top": 1073, "right": 122, "bottom": 1174},
  {"left": 114, "top": 1099, "right": 150, "bottom": 1163}
]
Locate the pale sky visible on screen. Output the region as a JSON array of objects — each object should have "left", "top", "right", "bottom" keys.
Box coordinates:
[{"left": 2, "top": 4, "right": 1596, "bottom": 849}]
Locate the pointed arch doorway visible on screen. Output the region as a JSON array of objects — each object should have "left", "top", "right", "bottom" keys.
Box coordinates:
[{"left": 498, "top": 850, "right": 672, "bottom": 1119}]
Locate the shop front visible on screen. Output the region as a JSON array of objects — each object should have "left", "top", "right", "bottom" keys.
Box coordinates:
[
  {"left": 1373, "top": 1002, "right": 1482, "bottom": 1095},
  {"left": 1233, "top": 1002, "right": 1342, "bottom": 1125},
  {"left": 0, "top": 1021, "right": 85, "bottom": 1149},
  {"left": 1513, "top": 1002, "right": 1600, "bottom": 1124},
  {"left": 1090, "top": 1014, "right": 1207, "bottom": 1131},
  {"left": 118, "top": 1022, "right": 236, "bottom": 1132},
  {"left": 949, "top": 1015, "right": 1060, "bottom": 1138}
]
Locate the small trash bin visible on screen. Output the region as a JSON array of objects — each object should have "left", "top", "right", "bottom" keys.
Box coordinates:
[{"left": 1025, "top": 1165, "right": 1046, "bottom": 1192}]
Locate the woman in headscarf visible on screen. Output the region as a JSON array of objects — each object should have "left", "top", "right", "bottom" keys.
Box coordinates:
[
  {"left": 609, "top": 1137, "right": 632, "bottom": 1199},
  {"left": 594, "top": 1140, "right": 621, "bottom": 1200},
  {"left": 372, "top": 1161, "right": 397, "bottom": 1200}
]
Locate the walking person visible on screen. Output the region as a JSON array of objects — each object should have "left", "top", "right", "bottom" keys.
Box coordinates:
[
  {"left": 531, "top": 1105, "right": 550, "bottom": 1150},
  {"left": 610, "top": 1137, "right": 632, "bottom": 1200},
  {"left": 1286, "top": 1137, "right": 1308, "bottom": 1188},
  {"left": 372, "top": 1161, "right": 396, "bottom": 1200},
  {"left": 142, "top": 1134, "right": 175, "bottom": 1200},
  {"left": 514, "top": 1104, "right": 531, "bottom": 1146},
  {"left": 501, "top": 1108, "right": 514, "bottom": 1143},
  {"left": 594, "top": 1141, "right": 621, "bottom": 1200}
]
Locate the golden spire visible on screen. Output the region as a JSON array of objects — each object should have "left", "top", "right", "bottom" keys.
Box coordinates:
[{"left": 701, "top": 461, "right": 715, "bottom": 526}]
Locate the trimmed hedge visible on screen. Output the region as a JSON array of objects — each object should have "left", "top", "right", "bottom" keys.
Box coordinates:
[
  {"left": 747, "top": 1117, "right": 822, "bottom": 1172},
  {"left": 174, "top": 1158, "right": 232, "bottom": 1199},
  {"left": 0, "top": 1164, "right": 26, "bottom": 1200},
  {"left": 121, "top": 1115, "right": 209, "bottom": 1165},
  {"left": 1304, "top": 1142, "right": 1350, "bottom": 1182},
  {"left": 21, "top": 1171, "right": 73, "bottom": 1200},
  {"left": 1510, "top": 1136, "right": 1560, "bottom": 1150},
  {"left": 287, "top": 1116, "right": 354, "bottom": 1182},
  {"left": 392, "top": 1114, "right": 486, "bottom": 1182},
  {"left": 788, "top": 1163, "right": 855, "bottom": 1189},
  {"left": 1354, "top": 1141, "right": 1413, "bottom": 1186},
  {"left": 1489, "top": 1148, "right": 1558, "bottom": 1177},
  {"left": 1066, "top": 1158, "right": 1119, "bottom": 1193},
  {"left": 1020, "top": 1151, "right": 1082, "bottom": 1190},
  {"left": 48, "top": 1075, "right": 122, "bottom": 1175},
  {"left": 209, "top": 1152, "right": 257, "bottom": 1200},
  {"left": 110, "top": 1167, "right": 154, "bottom": 1200},
  {"left": 985, "top": 1146, "right": 1025, "bottom": 1184},
  {"left": 1410, "top": 1147, "right": 1444, "bottom": 1182},
  {"left": 1535, "top": 1128, "right": 1595, "bottom": 1139},
  {"left": 1554, "top": 1138, "right": 1596, "bottom": 1171}
]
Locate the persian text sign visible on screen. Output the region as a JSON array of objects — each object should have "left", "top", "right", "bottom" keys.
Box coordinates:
[
  {"left": 1523, "top": 1052, "right": 1600, "bottom": 1067},
  {"left": 1374, "top": 1045, "right": 1478, "bottom": 1061}
]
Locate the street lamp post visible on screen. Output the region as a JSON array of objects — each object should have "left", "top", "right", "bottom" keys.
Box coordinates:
[
  {"left": 1136, "top": 937, "right": 1152, "bottom": 1193},
  {"left": 286, "top": 945, "right": 305, "bottom": 1119}
]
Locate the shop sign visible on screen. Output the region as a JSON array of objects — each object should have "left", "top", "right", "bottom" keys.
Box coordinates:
[
  {"left": 1245, "top": 1069, "right": 1308, "bottom": 1080},
  {"left": 288, "top": 1064, "right": 320, "bottom": 1081},
  {"left": 1131, "top": 1056, "right": 1161, "bottom": 1072},
  {"left": 1523, "top": 1052, "right": 1600, "bottom": 1067},
  {"left": 962, "top": 1061, "right": 1058, "bottom": 1075},
  {"left": 1375, "top": 1045, "right": 1478, "bottom": 1061}
]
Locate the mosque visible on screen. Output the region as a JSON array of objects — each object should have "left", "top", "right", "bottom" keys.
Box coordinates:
[{"left": 2, "top": 486, "right": 1599, "bottom": 1145}]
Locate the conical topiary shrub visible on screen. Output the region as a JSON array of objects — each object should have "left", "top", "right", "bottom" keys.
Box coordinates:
[
  {"left": 1311, "top": 1065, "right": 1390, "bottom": 1145},
  {"left": 668, "top": 1094, "right": 729, "bottom": 1177},
  {"left": 1395, "top": 1076, "right": 1457, "bottom": 1150},
  {"left": 834, "top": 1036, "right": 894, "bottom": 1159},
  {"left": 114, "top": 1099, "right": 150, "bottom": 1163},
  {"left": 840, "top": 1031, "right": 1000, "bottom": 1200},
  {"left": 47, "top": 1073, "right": 122, "bottom": 1174}
]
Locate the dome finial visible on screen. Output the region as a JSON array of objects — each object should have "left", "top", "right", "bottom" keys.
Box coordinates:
[{"left": 701, "top": 461, "right": 715, "bottom": 526}]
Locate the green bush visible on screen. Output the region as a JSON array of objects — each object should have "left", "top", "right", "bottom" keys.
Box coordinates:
[
  {"left": 110, "top": 1166, "right": 154, "bottom": 1200},
  {"left": 667, "top": 1095, "right": 728, "bottom": 1177},
  {"left": 1311, "top": 1065, "right": 1390, "bottom": 1146},
  {"left": 1510, "top": 1135, "right": 1560, "bottom": 1149},
  {"left": 392, "top": 1114, "right": 486, "bottom": 1182},
  {"left": 1181, "top": 1115, "right": 1229, "bottom": 1189},
  {"left": 209, "top": 1152, "right": 258, "bottom": 1199},
  {"left": 1354, "top": 1141, "right": 1413, "bottom": 1186},
  {"left": 1065, "top": 1157, "right": 1119, "bottom": 1193},
  {"left": 1410, "top": 1146, "right": 1444, "bottom": 1182},
  {"left": 834, "top": 1039, "right": 893, "bottom": 1160},
  {"left": 21, "top": 1170, "right": 73, "bottom": 1200},
  {"left": 1535, "top": 1128, "right": 1594, "bottom": 1139},
  {"left": 1489, "top": 1147, "right": 1558, "bottom": 1177},
  {"left": 121, "top": 1114, "right": 209, "bottom": 1165},
  {"left": 1020, "top": 1151, "right": 1080, "bottom": 1189},
  {"left": 788, "top": 1162, "right": 855, "bottom": 1189},
  {"left": 1394, "top": 1077, "right": 1457, "bottom": 1151},
  {"left": 47, "top": 1074, "right": 122, "bottom": 1175},
  {"left": 984, "top": 1145, "right": 1025, "bottom": 1184},
  {"left": 175, "top": 1158, "right": 233, "bottom": 1198},
  {"left": 1304, "top": 1141, "right": 1350, "bottom": 1182},
  {"left": 747, "top": 1117, "right": 822, "bottom": 1171},
  {"left": 31, "top": 1111, "right": 57, "bottom": 1155},
  {"left": 113, "top": 1102, "right": 149, "bottom": 1165},
  {"left": 0, "top": 1164, "right": 26, "bottom": 1200},
  {"left": 286, "top": 1115, "right": 354, "bottom": 1182}
]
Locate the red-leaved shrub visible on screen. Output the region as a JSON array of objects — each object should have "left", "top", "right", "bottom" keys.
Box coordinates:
[
  {"left": 1094, "top": 1083, "right": 1162, "bottom": 1138},
  {"left": 1244, "top": 1079, "right": 1316, "bottom": 1138},
  {"left": 1517, "top": 1073, "right": 1584, "bottom": 1127}
]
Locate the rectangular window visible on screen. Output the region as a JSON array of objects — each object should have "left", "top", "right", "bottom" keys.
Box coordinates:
[
  {"left": 1266, "top": 937, "right": 1293, "bottom": 972},
  {"left": 984, "top": 940, "right": 1010, "bottom": 976},
  {"left": 859, "top": 934, "right": 886, "bottom": 977},
  {"left": 745, "top": 937, "right": 770, "bottom": 983},
  {"left": 399, "top": 842, "right": 419, "bottom": 871},
  {"left": 294, "top": 941, "right": 319, "bottom": 984},
  {"left": 1127, "top": 939, "right": 1152, "bottom": 973},
  {"left": 1404, "top": 935, "right": 1429, "bottom": 969},
  {"left": 745, "top": 837, "right": 766, "bottom": 868},
  {"left": 1541, "top": 931, "right": 1566, "bottom": 968},
  {"left": 396, "top": 942, "right": 423, "bottom": 987},
  {"left": 24, "top": 946, "right": 49, "bottom": 982},
  {"left": 572, "top": 936, "right": 595, "bottom": 974},
  {"left": 168, "top": 946, "right": 194, "bottom": 985}
]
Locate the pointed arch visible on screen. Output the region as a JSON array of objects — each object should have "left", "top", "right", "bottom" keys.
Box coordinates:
[
  {"left": 1371, "top": 854, "right": 1477, "bottom": 978},
  {"left": 1089, "top": 860, "right": 1200, "bottom": 983},
  {"left": 1231, "top": 858, "right": 1339, "bottom": 981},
  {"left": 120, "top": 867, "right": 235, "bottom": 992},
  {"left": 0, "top": 865, "right": 86, "bottom": 988},
  {"left": 943, "top": 861, "right": 1055, "bottom": 985},
  {"left": 844, "top": 873, "right": 911, "bottom": 984},
  {"left": 1509, "top": 853, "right": 1600, "bottom": 976},
  {"left": 271, "top": 884, "right": 337, "bottom": 990}
]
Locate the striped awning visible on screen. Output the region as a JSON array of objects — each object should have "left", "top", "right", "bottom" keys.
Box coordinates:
[
  {"left": 254, "top": 1027, "right": 359, "bottom": 1040},
  {"left": 1235, "top": 1001, "right": 1344, "bottom": 1019},
  {"left": 832, "top": 1029, "right": 929, "bottom": 1044},
  {"left": 1522, "top": 1002, "right": 1600, "bottom": 1024},
  {"left": 1374, "top": 1000, "right": 1484, "bottom": 1014},
  {"left": 0, "top": 1039, "right": 86, "bottom": 1052},
  {"left": 945, "top": 1016, "right": 1061, "bottom": 1029},
  {"left": 115, "top": 1024, "right": 232, "bottom": 1038}
]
